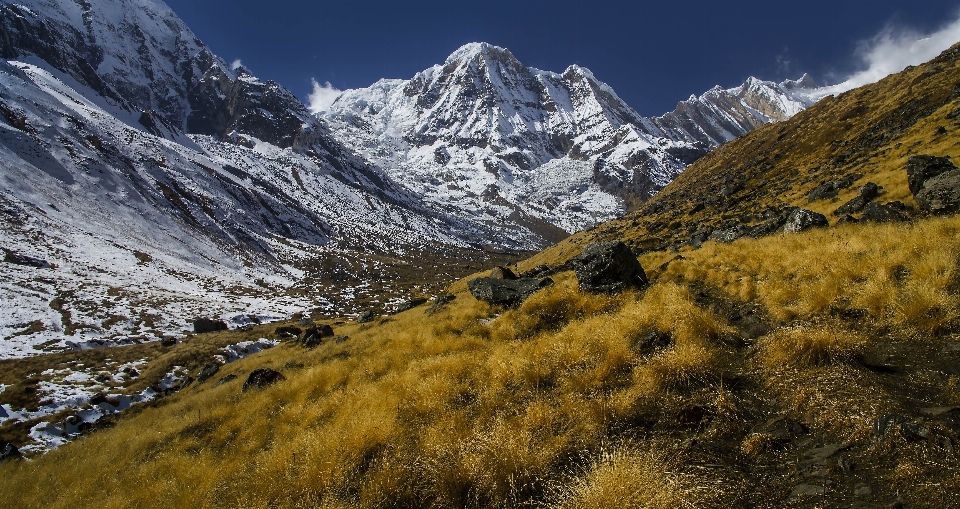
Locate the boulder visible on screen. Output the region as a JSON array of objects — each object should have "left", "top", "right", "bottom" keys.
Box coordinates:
[
  {"left": 833, "top": 182, "right": 879, "bottom": 215},
  {"left": 907, "top": 155, "right": 956, "bottom": 195},
  {"left": 783, "top": 208, "right": 828, "bottom": 233},
  {"left": 915, "top": 169, "right": 960, "bottom": 214},
  {"left": 468, "top": 277, "right": 554, "bottom": 306},
  {"left": 859, "top": 202, "right": 909, "bottom": 223},
  {"left": 489, "top": 266, "right": 518, "bottom": 280},
  {"left": 196, "top": 363, "right": 220, "bottom": 383},
  {"left": 193, "top": 318, "right": 227, "bottom": 334},
  {"left": 520, "top": 265, "right": 554, "bottom": 278},
  {"left": 807, "top": 181, "right": 838, "bottom": 202},
  {"left": 300, "top": 324, "right": 334, "bottom": 347},
  {"left": 570, "top": 241, "right": 648, "bottom": 293},
  {"left": 393, "top": 298, "right": 429, "bottom": 314},
  {"left": 708, "top": 224, "right": 750, "bottom": 243},
  {"left": 2, "top": 249, "right": 50, "bottom": 268},
  {"left": 748, "top": 217, "right": 786, "bottom": 238},
  {"left": 274, "top": 325, "right": 302, "bottom": 339},
  {"left": 0, "top": 441, "right": 21, "bottom": 462},
  {"left": 357, "top": 310, "right": 375, "bottom": 323},
  {"left": 242, "top": 368, "right": 285, "bottom": 392},
  {"left": 425, "top": 294, "right": 456, "bottom": 315}
]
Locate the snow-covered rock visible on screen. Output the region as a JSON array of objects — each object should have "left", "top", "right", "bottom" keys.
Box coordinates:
[{"left": 324, "top": 42, "right": 823, "bottom": 236}]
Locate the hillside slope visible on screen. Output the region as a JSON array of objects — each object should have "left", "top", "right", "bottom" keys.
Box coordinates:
[{"left": 2, "top": 39, "right": 958, "bottom": 509}]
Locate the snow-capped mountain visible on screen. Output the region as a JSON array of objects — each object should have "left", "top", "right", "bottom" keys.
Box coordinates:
[
  {"left": 324, "top": 42, "right": 822, "bottom": 234},
  {"left": 0, "top": 0, "right": 507, "bottom": 357}
]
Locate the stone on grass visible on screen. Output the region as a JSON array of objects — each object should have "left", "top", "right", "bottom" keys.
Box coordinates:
[
  {"left": 783, "top": 208, "right": 828, "bottom": 233},
  {"left": 242, "top": 368, "right": 285, "bottom": 392},
  {"left": 906, "top": 155, "right": 956, "bottom": 195},
  {"left": 570, "top": 241, "right": 648, "bottom": 292},
  {"left": 193, "top": 318, "right": 227, "bottom": 334},
  {"left": 467, "top": 277, "right": 554, "bottom": 306},
  {"left": 915, "top": 169, "right": 960, "bottom": 215}
]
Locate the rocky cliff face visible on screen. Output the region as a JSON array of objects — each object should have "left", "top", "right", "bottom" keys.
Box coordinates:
[{"left": 325, "top": 42, "right": 822, "bottom": 232}]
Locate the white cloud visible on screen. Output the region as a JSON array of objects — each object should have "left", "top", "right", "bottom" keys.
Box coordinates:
[
  {"left": 308, "top": 79, "right": 343, "bottom": 114},
  {"left": 230, "top": 59, "right": 243, "bottom": 71},
  {"left": 817, "top": 14, "right": 960, "bottom": 97}
]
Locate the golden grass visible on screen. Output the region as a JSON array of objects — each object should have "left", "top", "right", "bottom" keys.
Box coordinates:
[
  {"left": 2, "top": 212, "right": 960, "bottom": 507},
  {"left": 546, "top": 443, "right": 724, "bottom": 509}
]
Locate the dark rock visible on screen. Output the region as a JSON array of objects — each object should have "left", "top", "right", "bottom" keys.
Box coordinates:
[
  {"left": 159, "top": 337, "right": 178, "bottom": 347},
  {"left": 178, "top": 376, "right": 193, "bottom": 391},
  {"left": 296, "top": 318, "right": 315, "bottom": 327},
  {"left": 193, "top": 318, "right": 227, "bottom": 334},
  {"left": 0, "top": 440, "right": 21, "bottom": 462},
  {"left": 783, "top": 208, "right": 829, "bottom": 233},
  {"left": 425, "top": 294, "right": 456, "bottom": 315},
  {"left": 333, "top": 335, "right": 349, "bottom": 343},
  {"left": 762, "top": 416, "right": 809, "bottom": 442},
  {"left": 489, "top": 266, "right": 518, "bottom": 280},
  {"left": 834, "top": 182, "right": 879, "bottom": 215},
  {"left": 874, "top": 413, "right": 931, "bottom": 441},
  {"left": 357, "top": 310, "right": 375, "bottom": 323},
  {"left": 520, "top": 265, "right": 555, "bottom": 278},
  {"left": 196, "top": 363, "right": 221, "bottom": 383},
  {"left": 748, "top": 217, "right": 786, "bottom": 238},
  {"left": 214, "top": 374, "right": 237, "bottom": 387},
  {"left": 708, "top": 224, "right": 750, "bottom": 243},
  {"left": 808, "top": 181, "right": 838, "bottom": 202},
  {"left": 467, "top": 277, "right": 554, "bottom": 306},
  {"left": 907, "top": 155, "right": 956, "bottom": 195},
  {"left": 873, "top": 414, "right": 908, "bottom": 439},
  {"left": 274, "top": 325, "right": 302, "bottom": 339},
  {"left": 836, "top": 173, "right": 863, "bottom": 189},
  {"left": 300, "top": 324, "right": 333, "bottom": 347},
  {"left": 837, "top": 214, "right": 858, "bottom": 224},
  {"left": 242, "top": 368, "right": 285, "bottom": 392},
  {"left": 393, "top": 298, "right": 429, "bottom": 314},
  {"left": 633, "top": 330, "right": 672, "bottom": 355},
  {"left": 860, "top": 202, "right": 909, "bottom": 223},
  {"left": 936, "top": 125, "right": 948, "bottom": 136},
  {"left": 570, "top": 241, "right": 648, "bottom": 293},
  {"left": 915, "top": 169, "right": 960, "bottom": 214},
  {"left": 2, "top": 249, "right": 50, "bottom": 268}
]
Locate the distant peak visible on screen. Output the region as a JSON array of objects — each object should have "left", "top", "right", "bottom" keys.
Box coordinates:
[
  {"left": 444, "top": 42, "right": 511, "bottom": 64},
  {"left": 781, "top": 73, "right": 818, "bottom": 89}
]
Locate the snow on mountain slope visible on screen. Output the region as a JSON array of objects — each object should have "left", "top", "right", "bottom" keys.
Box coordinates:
[
  {"left": 324, "top": 42, "right": 824, "bottom": 238},
  {"left": 0, "top": 1, "right": 516, "bottom": 358}
]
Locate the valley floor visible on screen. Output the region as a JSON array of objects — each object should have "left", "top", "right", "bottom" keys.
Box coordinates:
[{"left": 2, "top": 213, "right": 959, "bottom": 508}]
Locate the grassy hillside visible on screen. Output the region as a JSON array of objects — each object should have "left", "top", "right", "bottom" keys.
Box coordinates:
[{"left": 3, "top": 45, "right": 960, "bottom": 509}]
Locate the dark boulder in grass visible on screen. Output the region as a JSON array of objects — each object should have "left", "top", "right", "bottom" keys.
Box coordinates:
[
  {"left": 242, "top": 368, "right": 285, "bottom": 392},
  {"left": 274, "top": 325, "right": 302, "bottom": 339},
  {"left": 859, "top": 202, "right": 909, "bottom": 223},
  {"left": 468, "top": 277, "right": 554, "bottom": 306},
  {"left": 570, "top": 241, "right": 648, "bottom": 293},
  {"left": 300, "top": 324, "right": 334, "bottom": 347},
  {"left": 834, "top": 182, "right": 879, "bottom": 216},
  {"left": 357, "top": 310, "right": 375, "bottom": 323},
  {"left": 0, "top": 440, "right": 21, "bottom": 462},
  {"left": 196, "top": 362, "right": 221, "bottom": 383},
  {"left": 783, "top": 208, "right": 828, "bottom": 233},
  {"left": 393, "top": 298, "right": 429, "bottom": 314},
  {"left": 193, "top": 318, "right": 227, "bottom": 333},
  {"left": 915, "top": 169, "right": 960, "bottom": 215},
  {"left": 424, "top": 294, "right": 456, "bottom": 315},
  {"left": 906, "top": 155, "right": 956, "bottom": 195}
]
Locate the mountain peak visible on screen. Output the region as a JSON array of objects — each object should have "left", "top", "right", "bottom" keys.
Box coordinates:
[{"left": 444, "top": 42, "right": 511, "bottom": 64}]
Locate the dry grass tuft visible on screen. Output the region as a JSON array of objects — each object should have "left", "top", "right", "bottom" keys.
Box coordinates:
[
  {"left": 546, "top": 443, "right": 723, "bottom": 509},
  {"left": 757, "top": 324, "right": 865, "bottom": 368}
]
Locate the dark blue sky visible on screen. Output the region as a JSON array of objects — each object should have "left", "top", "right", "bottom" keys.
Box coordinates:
[{"left": 163, "top": 0, "right": 960, "bottom": 116}]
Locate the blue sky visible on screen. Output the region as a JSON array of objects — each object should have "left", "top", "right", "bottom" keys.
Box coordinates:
[{"left": 163, "top": 0, "right": 960, "bottom": 116}]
